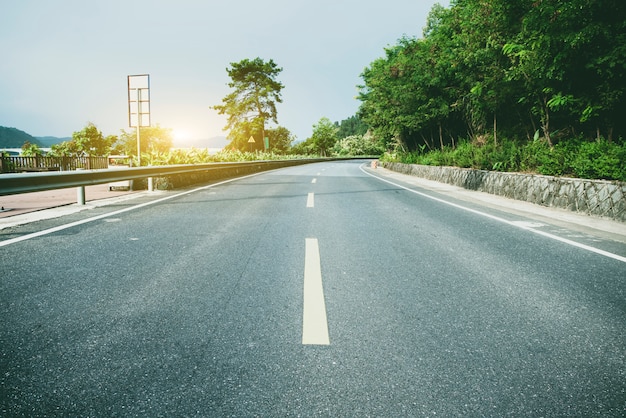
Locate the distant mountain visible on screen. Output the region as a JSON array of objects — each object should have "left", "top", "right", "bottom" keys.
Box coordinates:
[
  {"left": 0, "top": 126, "right": 43, "bottom": 148},
  {"left": 36, "top": 136, "right": 71, "bottom": 147}
]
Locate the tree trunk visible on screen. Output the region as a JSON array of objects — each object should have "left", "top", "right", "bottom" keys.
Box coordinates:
[
  {"left": 439, "top": 123, "right": 444, "bottom": 150},
  {"left": 493, "top": 112, "right": 497, "bottom": 147},
  {"left": 420, "top": 133, "right": 432, "bottom": 151},
  {"left": 541, "top": 95, "right": 552, "bottom": 146}
]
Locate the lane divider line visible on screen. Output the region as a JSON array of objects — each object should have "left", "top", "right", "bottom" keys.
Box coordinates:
[
  {"left": 302, "top": 238, "right": 330, "bottom": 345},
  {"left": 307, "top": 192, "right": 315, "bottom": 208},
  {"left": 312, "top": 178, "right": 317, "bottom": 184},
  {"left": 0, "top": 172, "right": 265, "bottom": 248},
  {"left": 360, "top": 164, "right": 626, "bottom": 264}
]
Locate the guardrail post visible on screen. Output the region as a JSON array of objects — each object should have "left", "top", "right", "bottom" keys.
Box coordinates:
[
  {"left": 77, "top": 186, "right": 86, "bottom": 205},
  {"left": 76, "top": 168, "right": 86, "bottom": 205}
]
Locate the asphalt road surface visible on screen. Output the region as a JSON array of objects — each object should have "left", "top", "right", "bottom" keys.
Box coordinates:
[{"left": 1, "top": 160, "right": 625, "bottom": 416}]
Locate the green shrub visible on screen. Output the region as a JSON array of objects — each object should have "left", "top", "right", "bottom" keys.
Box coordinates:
[
  {"left": 568, "top": 139, "right": 626, "bottom": 181},
  {"left": 389, "top": 136, "right": 626, "bottom": 181}
]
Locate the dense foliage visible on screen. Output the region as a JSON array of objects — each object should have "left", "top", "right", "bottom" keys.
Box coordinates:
[
  {"left": 115, "top": 125, "right": 173, "bottom": 157},
  {"left": 20, "top": 141, "right": 44, "bottom": 156},
  {"left": 291, "top": 116, "right": 382, "bottom": 156},
  {"left": 48, "top": 123, "right": 117, "bottom": 157},
  {"left": 382, "top": 136, "right": 626, "bottom": 181},
  {"left": 358, "top": 0, "right": 626, "bottom": 164},
  {"left": 335, "top": 115, "right": 369, "bottom": 139}
]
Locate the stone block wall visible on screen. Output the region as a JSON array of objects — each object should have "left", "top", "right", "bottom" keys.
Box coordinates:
[{"left": 382, "top": 162, "right": 626, "bottom": 223}]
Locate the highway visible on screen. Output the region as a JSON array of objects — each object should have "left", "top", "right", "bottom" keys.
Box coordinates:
[{"left": 1, "top": 160, "right": 625, "bottom": 416}]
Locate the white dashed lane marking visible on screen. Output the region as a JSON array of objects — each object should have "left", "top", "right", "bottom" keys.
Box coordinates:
[{"left": 302, "top": 238, "right": 330, "bottom": 345}]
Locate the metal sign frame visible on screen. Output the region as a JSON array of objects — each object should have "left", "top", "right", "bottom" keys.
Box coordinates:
[{"left": 127, "top": 74, "right": 151, "bottom": 128}]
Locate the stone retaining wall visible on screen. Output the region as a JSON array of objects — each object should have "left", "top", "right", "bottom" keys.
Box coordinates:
[{"left": 382, "top": 162, "right": 626, "bottom": 223}]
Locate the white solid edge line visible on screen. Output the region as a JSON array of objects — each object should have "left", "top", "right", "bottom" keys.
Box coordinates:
[
  {"left": 360, "top": 164, "right": 626, "bottom": 264},
  {"left": 0, "top": 172, "right": 264, "bottom": 248},
  {"left": 302, "top": 238, "right": 330, "bottom": 345}
]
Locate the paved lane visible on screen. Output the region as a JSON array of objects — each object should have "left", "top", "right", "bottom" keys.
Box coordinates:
[{"left": 1, "top": 161, "right": 625, "bottom": 416}]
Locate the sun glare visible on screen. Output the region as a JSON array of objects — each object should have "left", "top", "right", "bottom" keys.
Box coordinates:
[{"left": 172, "top": 129, "right": 190, "bottom": 144}]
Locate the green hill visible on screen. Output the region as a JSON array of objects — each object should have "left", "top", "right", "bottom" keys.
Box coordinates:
[
  {"left": 36, "top": 136, "right": 71, "bottom": 147},
  {"left": 0, "top": 126, "right": 43, "bottom": 148}
]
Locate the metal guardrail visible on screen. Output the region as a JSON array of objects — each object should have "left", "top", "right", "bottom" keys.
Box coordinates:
[{"left": 0, "top": 159, "right": 333, "bottom": 197}]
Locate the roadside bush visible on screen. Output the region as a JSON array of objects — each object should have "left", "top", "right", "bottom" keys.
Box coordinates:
[
  {"left": 568, "top": 139, "right": 626, "bottom": 181},
  {"left": 382, "top": 136, "right": 626, "bottom": 181},
  {"left": 333, "top": 135, "right": 385, "bottom": 156},
  {"left": 139, "top": 148, "right": 319, "bottom": 167}
]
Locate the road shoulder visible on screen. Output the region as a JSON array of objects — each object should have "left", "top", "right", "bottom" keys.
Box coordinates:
[{"left": 370, "top": 165, "right": 626, "bottom": 245}]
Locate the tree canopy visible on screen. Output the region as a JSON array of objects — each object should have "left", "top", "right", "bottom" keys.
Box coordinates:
[
  {"left": 266, "top": 126, "right": 295, "bottom": 154},
  {"left": 213, "top": 57, "right": 284, "bottom": 151},
  {"left": 358, "top": 0, "right": 626, "bottom": 152},
  {"left": 116, "top": 125, "right": 173, "bottom": 158},
  {"left": 335, "top": 115, "right": 369, "bottom": 139},
  {"left": 310, "top": 117, "right": 339, "bottom": 156},
  {"left": 21, "top": 141, "right": 44, "bottom": 156},
  {"left": 49, "top": 123, "right": 116, "bottom": 157}
]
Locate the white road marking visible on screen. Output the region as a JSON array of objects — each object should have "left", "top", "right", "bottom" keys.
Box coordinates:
[
  {"left": 312, "top": 178, "right": 317, "bottom": 184},
  {"left": 302, "top": 238, "right": 330, "bottom": 345},
  {"left": 510, "top": 221, "right": 546, "bottom": 228},
  {"left": 361, "top": 165, "right": 626, "bottom": 264},
  {"left": 307, "top": 192, "right": 315, "bottom": 208},
  {"left": 0, "top": 172, "right": 264, "bottom": 248}
]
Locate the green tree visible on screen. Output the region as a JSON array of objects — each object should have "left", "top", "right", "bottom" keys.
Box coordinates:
[
  {"left": 310, "top": 117, "right": 338, "bottom": 156},
  {"left": 333, "top": 134, "right": 385, "bottom": 156},
  {"left": 49, "top": 123, "right": 116, "bottom": 157},
  {"left": 335, "top": 115, "right": 368, "bottom": 139},
  {"left": 21, "top": 141, "right": 44, "bottom": 156},
  {"left": 48, "top": 140, "right": 80, "bottom": 157},
  {"left": 501, "top": 0, "right": 626, "bottom": 145},
  {"left": 359, "top": 0, "right": 626, "bottom": 152},
  {"left": 266, "top": 126, "right": 294, "bottom": 154},
  {"left": 73, "top": 123, "right": 116, "bottom": 156},
  {"left": 213, "top": 57, "right": 284, "bottom": 151},
  {"left": 358, "top": 43, "right": 413, "bottom": 151},
  {"left": 553, "top": 0, "right": 626, "bottom": 141},
  {"left": 290, "top": 138, "right": 316, "bottom": 155},
  {"left": 449, "top": 0, "right": 519, "bottom": 145},
  {"left": 359, "top": 33, "right": 456, "bottom": 152},
  {"left": 116, "top": 125, "right": 173, "bottom": 158}
]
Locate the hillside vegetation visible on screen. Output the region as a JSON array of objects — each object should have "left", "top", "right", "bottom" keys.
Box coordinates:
[
  {"left": 0, "top": 126, "right": 42, "bottom": 148},
  {"left": 359, "top": 0, "right": 626, "bottom": 181}
]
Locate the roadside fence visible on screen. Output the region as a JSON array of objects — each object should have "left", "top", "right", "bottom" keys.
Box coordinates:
[{"left": 0, "top": 156, "right": 109, "bottom": 173}]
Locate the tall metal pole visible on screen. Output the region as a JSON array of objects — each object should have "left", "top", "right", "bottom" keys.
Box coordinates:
[{"left": 136, "top": 88, "right": 142, "bottom": 167}]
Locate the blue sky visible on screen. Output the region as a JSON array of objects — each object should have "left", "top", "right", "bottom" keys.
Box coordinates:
[{"left": 0, "top": 0, "right": 448, "bottom": 144}]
